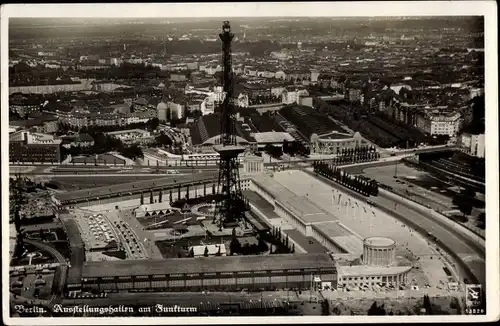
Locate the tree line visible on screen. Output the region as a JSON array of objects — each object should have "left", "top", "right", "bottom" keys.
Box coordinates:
[
  {"left": 313, "top": 161, "right": 379, "bottom": 196},
  {"left": 332, "top": 146, "right": 379, "bottom": 165},
  {"left": 57, "top": 117, "right": 160, "bottom": 135},
  {"left": 282, "top": 139, "right": 311, "bottom": 157}
]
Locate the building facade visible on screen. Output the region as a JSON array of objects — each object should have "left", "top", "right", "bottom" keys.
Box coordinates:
[
  {"left": 157, "top": 102, "right": 168, "bottom": 122},
  {"left": 425, "top": 112, "right": 462, "bottom": 137},
  {"left": 243, "top": 155, "right": 265, "bottom": 174},
  {"left": 310, "top": 132, "right": 364, "bottom": 155},
  {"left": 9, "top": 79, "right": 96, "bottom": 95},
  {"left": 460, "top": 133, "right": 485, "bottom": 158},
  {"left": 282, "top": 89, "right": 309, "bottom": 105},
  {"left": 362, "top": 237, "right": 396, "bottom": 266},
  {"left": 168, "top": 102, "right": 184, "bottom": 120},
  {"left": 9, "top": 131, "right": 62, "bottom": 163}
]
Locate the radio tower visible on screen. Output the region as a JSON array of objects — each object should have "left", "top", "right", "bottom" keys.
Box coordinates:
[{"left": 213, "top": 21, "right": 248, "bottom": 231}]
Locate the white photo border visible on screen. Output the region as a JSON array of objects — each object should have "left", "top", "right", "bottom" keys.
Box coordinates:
[{"left": 1, "top": 1, "right": 498, "bottom": 324}]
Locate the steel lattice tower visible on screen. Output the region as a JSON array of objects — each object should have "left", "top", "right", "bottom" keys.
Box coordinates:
[{"left": 213, "top": 21, "right": 248, "bottom": 231}]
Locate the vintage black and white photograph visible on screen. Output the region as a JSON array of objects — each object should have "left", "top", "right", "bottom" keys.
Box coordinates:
[{"left": 2, "top": 2, "right": 498, "bottom": 324}]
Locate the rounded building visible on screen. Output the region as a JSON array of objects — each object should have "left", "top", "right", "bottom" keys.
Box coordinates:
[
  {"left": 362, "top": 237, "right": 396, "bottom": 266},
  {"left": 157, "top": 102, "right": 168, "bottom": 122}
]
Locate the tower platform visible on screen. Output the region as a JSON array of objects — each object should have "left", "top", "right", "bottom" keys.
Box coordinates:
[{"left": 213, "top": 144, "right": 245, "bottom": 158}]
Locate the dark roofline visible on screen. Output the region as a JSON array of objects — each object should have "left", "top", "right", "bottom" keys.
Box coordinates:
[
  {"left": 56, "top": 173, "right": 219, "bottom": 203},
  {"left": 82, "top": 253, "right": 335, "bottom": 278}
]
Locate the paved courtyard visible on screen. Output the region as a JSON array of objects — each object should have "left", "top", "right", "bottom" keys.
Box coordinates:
[{"left": 79, "top": 188, "right": 252, "bottom": 259}]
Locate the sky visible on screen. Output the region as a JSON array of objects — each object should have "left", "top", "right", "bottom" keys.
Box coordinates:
[{"left": 1, "top": 2, "right": 495, "bottom": 19}]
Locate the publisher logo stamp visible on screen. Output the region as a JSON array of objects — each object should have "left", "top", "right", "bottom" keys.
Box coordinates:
[{"left": 465, "top": 284, "right": 484, "bottom": 314}]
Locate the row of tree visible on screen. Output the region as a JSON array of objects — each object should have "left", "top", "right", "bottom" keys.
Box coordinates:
[
  {"left": 366, "top": 294, "right": 445, "bottom": 316},
  {"left": 61, "top": 133, "right": 144, "bottom": 162},
  {"left": 271, "top": 225, "right": 295, "bottom": 254},
  {"left": 140, "top": 183, "right": 217, "bottom": 206},
  {"left": 333, "top": 146, "right": 380, "bottom": 164},
  {"left": 57, "top": 117, "right": 160, "bottom": 135},
  {"left": 188, "top": 245, "right": 224, "bottom": 257},
  {"left": 282, "top": 139, "right": 311, "bottom": 157},
  {"left": 367, "top": 302, "right": 387, "bottom": 315},
  {"left": 313, "top": 161, "right": 379, "bottom": 196},
  {"left": 264, "top": 144, "right": 283, "bottom": 159},
  {"left": 451, "top": 188, "right": 476, "bottom": 222}
]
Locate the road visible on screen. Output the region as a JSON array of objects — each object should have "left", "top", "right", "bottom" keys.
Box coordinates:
[
  {"left": 306, "top": 169, "right": 485, "bottom": 288},
  {"left": 9, "top": 146, "right": 454, "bottom": 174},
  {"left": 13, "top": 157, "right": 409, "bottom": 178},
  {"left": 14, "top": 239, "right": 67, "bottom": 307}
]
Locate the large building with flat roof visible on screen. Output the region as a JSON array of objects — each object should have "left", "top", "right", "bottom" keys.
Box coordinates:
[
  {"left": 250, "top": 173, "right": 363, "bottom": 256},
  {"left": 69, "top": 253, "right": 337, "bottom": 293}
]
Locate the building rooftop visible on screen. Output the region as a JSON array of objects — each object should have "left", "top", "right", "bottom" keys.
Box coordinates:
[
  {"left": 252, "top": 174, "right": 338, "bottom": 224},
  {"left": 283, "top": 229, "right": 330, "bottom": 254},
  {"left": 105, "top": 129, "right": 149, "bottom": 136},
  {"left": 242, "top": 190, "right": 282, "bottom": 220},
  {"left": 189, "top": 244, "right": 227, "bottom": 256},
  {"left": 253, "top": 132, "right": 294, "bottom": 144},
  {"left": 313, "top": 222, "right": 364, "bottom": 255},
  {"left": 363, "top": 237, "right": 396, "bottom": 247},
  {"left": 282, "top": 197, "right": 336, "bottom": 224},
  {"left": 190, "top": 113, "right": 256, "bottom": 146},
  {"left": 279, "top": 105, "right": 345, "bottom": 140},
  {"left": 319, "top": 132, "right": 353, "bottom": 140},
  {"left": 81, "top": 253, "right": 335, "bottom": 278},
  {"left": 136, "top": 202, "right": 172, "bottom": 213}
]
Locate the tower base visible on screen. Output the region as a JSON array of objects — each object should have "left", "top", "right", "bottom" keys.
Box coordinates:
[{"left": 213, "top": 144, "right": 247, "bottom": 231}]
